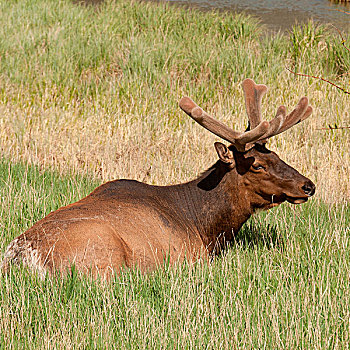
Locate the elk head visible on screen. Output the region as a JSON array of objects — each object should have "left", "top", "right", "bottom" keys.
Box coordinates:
[{"left": 179, "top": 79, "right": 315, "bottom": 210}]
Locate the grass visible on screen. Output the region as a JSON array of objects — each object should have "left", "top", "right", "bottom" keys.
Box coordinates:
[
  {"left": 0, "top": 0, "right": 348, "bottom": 202},
  {"left": 0, "top": 159, "right": 99, "bottom": 244},
  {"left": 0, "top": 0, "right": 349, "bottom": 348},
  {"left": 0, "top": 159, "right": 349, "bottom": 348}
]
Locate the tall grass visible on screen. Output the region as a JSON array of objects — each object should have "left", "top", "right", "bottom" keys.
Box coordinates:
[
  {"left": 0, "top": 159, "right": 349, "bottom": 348},
  {"left": 290, "top": 20, "right": 350, "bottom": 76},
  {"left": 0, "top": 0, "right": 348, "bottom": 203},
  {"left": 0, "top": 0, "right": 349, "bottom": 347},
  {"left": 0, "top": 0, "right": 261, "bottom": 104}
]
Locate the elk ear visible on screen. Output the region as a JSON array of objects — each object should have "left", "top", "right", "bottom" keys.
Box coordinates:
[{"left": 214, "top": 142, "right": 234, "bottom": 165}]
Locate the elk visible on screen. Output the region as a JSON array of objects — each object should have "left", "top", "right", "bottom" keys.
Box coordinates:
[{"left": 1, "top": 79, "right": 315, "bottom": 279}]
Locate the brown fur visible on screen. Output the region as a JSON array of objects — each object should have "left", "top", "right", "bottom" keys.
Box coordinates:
[{"left": 1, "top": 143, "right": 315, "bottom": 279}]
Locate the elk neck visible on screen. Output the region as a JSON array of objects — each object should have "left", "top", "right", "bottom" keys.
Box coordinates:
[{"left": 164, "top": 161, "right": 253, "bottom": 254}]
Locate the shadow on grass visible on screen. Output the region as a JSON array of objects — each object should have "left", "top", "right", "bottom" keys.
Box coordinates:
[{"left": 232, "top": 221, "right": 285, "bottom": 251}]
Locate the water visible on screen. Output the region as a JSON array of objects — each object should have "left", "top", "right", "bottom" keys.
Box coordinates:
[
  {"left": 161, "top": 0, "right": 350, "bottom": 32},
  {"left": 81, "top": 0, "right": 350, "bottom": 32}
]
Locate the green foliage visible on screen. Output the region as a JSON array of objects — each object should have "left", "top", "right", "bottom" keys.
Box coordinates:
[
  {"left": 0, "top": 159, "right": 99, "bottom": 244},
  {"left": 326, "top": 34, "right": 350, "bottom": 76},
  {"left": 0, "top": 0, "right": 262, "bottom": 108},
  {"left": 0, "top": 0, "right": 347, "bottom": 117},
  {"left": 289, "top": 20, "right": 350, "bottom": 78},
  {"left": 290, "top": 21, "right": 328, "bottom": 66},
  {"left": 1, "top": 159, "right": 349, "bottom": 348}
]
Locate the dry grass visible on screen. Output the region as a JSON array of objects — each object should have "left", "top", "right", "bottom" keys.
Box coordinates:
[
  {"left": 0, "top": 0, "right": 348, "bottom": 204},
  {"left": 0, "top": 0, "right": 349, "bottom": 203},
  {"left": 0, "top": 1, "right": 349, "bottom": 347},
  {"left": 0, "top": 78, "right": 349, "bottom": 203}
]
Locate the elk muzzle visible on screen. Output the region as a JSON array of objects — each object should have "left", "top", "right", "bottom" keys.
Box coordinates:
[{"left": 286, "top": 179, "right": 316, "bottom": 204}]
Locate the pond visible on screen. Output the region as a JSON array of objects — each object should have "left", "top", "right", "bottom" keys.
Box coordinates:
[
  {"left": 163, "top": 0, "right": 350, "bottom": 32},
  {"left": 82, "top": 0, "right": 349, "bottom": 32}
]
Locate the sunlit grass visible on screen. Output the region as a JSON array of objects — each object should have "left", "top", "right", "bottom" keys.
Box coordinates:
[
  {"left": 0, "top": 160, "right": 349, "bottom": 348},
  {"left": 0, "top": 0, "right": 348, "bottom": 203},
  {"left": 0, "top": 0, "right": 349, "bottom": 347}
]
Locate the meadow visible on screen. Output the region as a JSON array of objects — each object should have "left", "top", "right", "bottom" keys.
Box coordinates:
[{"left": 0, "top": 0, "right": 349, "bottom": 348}]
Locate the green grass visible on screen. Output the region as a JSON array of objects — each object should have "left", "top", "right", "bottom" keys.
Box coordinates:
[
  {"left": 0, "top": 160, "right": 99, "bottom": 246},
  {"left": 0, "top": 0, "right": 348, "bottom": 109},
  {"left": 0, "top": 0, "right": 349, "bottom": 347},
  {"left": 0, "top": 0, "right": 348, "bottom": 203},
  {"left": 289, "top": 20, "right": 350, "bottom": 77},
  {"left": 1, "top": 157, "right": 349, "bottom": 349},
  {"left": 0, "top": 0, "right": 263, "bottom": 108}
]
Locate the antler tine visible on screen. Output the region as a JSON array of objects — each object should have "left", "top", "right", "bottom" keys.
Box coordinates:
[
  {"left": 274, "top": 97, "right": 312, "bottom": 136},
  {"left": 179, "top": 81, "right": 312, "bottom": 152},
  {"left": 241, "top": 78, "right": 268, "bottom": 130},
  {"left": 254, "top": 106, "right": 287, "bottom": 142},
  {"left": 235, "top": 121, "right": 269, "bottom": 145},
  {"left": 179, "top": 97, "right": 269, "bottom": 151},
  {"left": 179, "top": 97, "right": 241, "bottom": 144},
  {"left": 254, "top": 97, "right": 312, "bottom": 143}
]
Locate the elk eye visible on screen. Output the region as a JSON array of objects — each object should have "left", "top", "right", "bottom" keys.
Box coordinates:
[{"left": 252, "top": 164, "right": 264, "bottom": 171}]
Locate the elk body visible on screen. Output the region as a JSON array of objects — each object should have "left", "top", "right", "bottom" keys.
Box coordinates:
[{"left": 1, "top": 79, "right": 315, "bottom": 278}]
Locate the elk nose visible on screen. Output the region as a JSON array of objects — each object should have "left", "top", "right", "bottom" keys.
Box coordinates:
[{"left": 302, "top": 181, "right": 316, "bottom": 196}]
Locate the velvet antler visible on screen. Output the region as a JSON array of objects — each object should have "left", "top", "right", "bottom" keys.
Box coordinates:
[
  {"left": 241, "top": 78, "right": 313, "bottom": 144},
  {"left": 179, "top": 78, "right": 312, "bottom": 151},
  {"left": 179, "top": 97, "right": 269, "bottom": 152}
]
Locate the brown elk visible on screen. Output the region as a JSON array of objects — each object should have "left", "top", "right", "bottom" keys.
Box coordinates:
[{"left": 1, "top": 79, "right": 315, "bottom": 279}]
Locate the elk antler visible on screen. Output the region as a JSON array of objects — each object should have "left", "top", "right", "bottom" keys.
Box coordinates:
[
  {"left": 241, "top": 79, "right": 268, "bottom": 130},
  {"left": 242, "top": 78, "right": 313, "bottom": 143},
  {"left": 179, "top": 96, "right": 269, "bottom": 152},
  {"left": 179, "top": 79, "right": 312, "bottom": 152}
]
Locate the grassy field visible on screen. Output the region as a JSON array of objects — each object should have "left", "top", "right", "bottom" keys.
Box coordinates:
[
  {"left": 0, "top": 0, "right": 349, "bottom": 348},
  {"left": 0, "top": 160, "right": 349, "bottom": 348},
  {"left": 0, "top": 0, "right": 348, "bottom": 202},
  {"left": 1, "top": 160, "right": 349, "bottom": 348}
]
